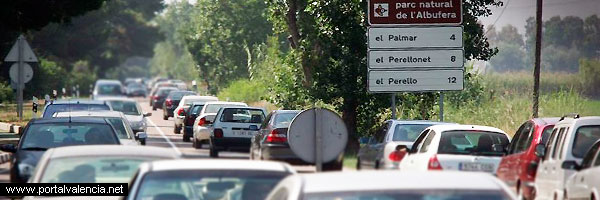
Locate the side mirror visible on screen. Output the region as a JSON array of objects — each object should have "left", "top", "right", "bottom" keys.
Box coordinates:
[
  {"left": 535, "top": 144, "right": 546, "bottom": 158},
  {"left": 137, "top": 132, "right": 148, "bottom": 145},
  {"left": 249, "top": 125, "right": 259, "bottom": 131},
  {"left": 561, "top": 160, "right": 580, "bottom": 171},
  {"left": 143, "top": 112, "right": 152, "bottom": 117},
  {"left": 0, "top": 144, "right": 17, "bottom": 153}
]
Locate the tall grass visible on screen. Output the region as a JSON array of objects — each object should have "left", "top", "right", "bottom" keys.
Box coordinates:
[
  {"left": 439, "top": 90, "right": 600, "bottom": 136},
  {"left": 483, "top": 72, "right": 582, "bottom": 96}
]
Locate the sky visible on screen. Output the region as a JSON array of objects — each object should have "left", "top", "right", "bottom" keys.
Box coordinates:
[{"left": 480, "top": 0, "right": 600, "bottom": 35}]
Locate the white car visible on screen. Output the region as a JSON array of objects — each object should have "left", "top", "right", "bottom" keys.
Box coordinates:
[
  {"left": 126, "top": 159, "right": 296, "bottom": 200},
  {"left": 25, "top": 145, "right": 180, "bottom": 200},
  {"left": 53, "top": 111, "right": 147, "bottom": 146},
  {"left": 266, "top": 171, "right": 517, "bottom": 200},
  {"left": 208, "top": 106, "right": 266, "bottom": 157},
  {"left": 399, "top": 124, "right": 510, "bottom": 174},
  {"left": 565, "top": 139, "right": 600, "bottom": 200},
  {"left": 192, "top": 101, "right": 248, "bottom": 145},
  {"left": 173, "top": 95, "right": 218, "bottom": 134},
  {"left": 100, "top": 97, "right": 152, "bottom": 133},
  {"left": 534, "top": 115, "right": 600, "bottom": 200}
]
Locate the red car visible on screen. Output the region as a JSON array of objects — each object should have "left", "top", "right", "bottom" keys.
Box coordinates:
[{"left": 496, "top": 118, "right": 559, "bottom": 200}]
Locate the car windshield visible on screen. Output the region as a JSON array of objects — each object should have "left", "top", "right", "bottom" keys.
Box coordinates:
[
  {"left": 572, "top": 125, "right": 600, "bottom": 158},
  {"left": 304, "top": 189, "right": 511, "bottom": 200},
  {"left": 21, "top": 123, "right": 119, "bottom": 149},
  {"left": 169, "top": 92, "right": 195, "bottom": 100},
  {"left": 134, "top": 170, "right": 288, "bottom": 200},
  {"left": 220, "top": 108, "right": 264, "bottom": 123},
  {"left": 205, "top": 104, "right": 243, "bottom": 114},
  {"left": 438, "top": 131, "right": 509, "bottom": 156},
  {"left": 108, "top": 100, "right": 141, "bottom": 115},
  {"left": 393, "top": 124, "right": 434, "bottom": 142},
  {"left": 40, "top": 156, "right": 159, "bottom": 183},
  {"left": 97, "top": 84, "right": 123, "bottom": 95},
  {"left": 274, "top": 113, "right": 299, "bottom": 128},
  {"left": 43, "top": 104, "right": 111, "bottom": 118}
]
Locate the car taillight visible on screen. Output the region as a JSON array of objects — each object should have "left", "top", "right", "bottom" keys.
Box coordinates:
[
  {"left": 265, "top": 129, "right": 287, "bottom": 143},
  {"left": 177, "top": 108, "right": 186, "bottom": 116},
  {"left": 388, "top": 150, "right": 407, "bottom": 162},
  {"left": 214, "top": 129, "right": 223, "bottom": 138},
  {"left": 165, "top": 99, "right": 172, "bottom": 107},
  {"left": 152, "top": 95, "right": 159, "bottom": 100},
  {"left": 198, "top": 117, "right": 206, "bottom": 126},
  {"left": 428, "top": 154, "right": 443, "bottom": 170}
]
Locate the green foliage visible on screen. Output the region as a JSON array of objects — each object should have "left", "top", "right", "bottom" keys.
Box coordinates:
[
  {"left": 0, "top": 82, "right": 14, "bottom": 103},
  {"left": 579, "top": 58, "right": 600, "bottom": 97},
  {"left": 30, "top": 58, "right": 69, "bottom": 97},
  {"left": 446, "top": 64, "right": 486, "bottom": 109},
  {"left": 217, "top": 79, "right": 267, "bottom": 103},
  {"left": 542, "top": 45, "right": 582, "bottom": 72},
  {"left": 490, "top": 42, "right": 527, "bottom": 72}
]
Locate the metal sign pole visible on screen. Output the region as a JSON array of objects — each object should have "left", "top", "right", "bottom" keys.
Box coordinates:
[
  {"left": 391, "top": 93, "right": 397, "bottom": 119},
  {"left": 439, "top": 92, "right": 444, "bottom": 121},
  {"left": 315, "top": 108, "right": 323, "bottom": 172},
  {"left": 17, "top": 36, "right": 24, "bottom": 121}
]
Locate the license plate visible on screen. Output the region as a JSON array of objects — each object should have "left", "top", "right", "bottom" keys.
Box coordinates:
[
  {"left": 233, "top": 131, "right": 254, "bottom": 136},
  {"left": 459, "top": 163, "right": 494, "bottom": 172}
]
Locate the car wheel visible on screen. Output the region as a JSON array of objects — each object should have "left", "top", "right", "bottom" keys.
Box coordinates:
[
  {"left": 374, "top": 160, "right": 380, "bottom": 169},
  {"left": 322, "top": 154, "right": 344, "bottom": 171},
  {"left": 173, "top": 125, "right": 180, "bottom": 134},
  {"left": 209, "top": 142, "right": 219, "bottom": 158},
  {"left": 182, "top": 132, "right": 190, "bottom": 142},
  {"left": 152, "top": 107, "right": 157, "bottom": 111},
  {"left": 163, "top": 115, "right": 168, "bottom": 120},
  {"left": 356, "top": 158, "right": 362, "bottom": 170}
]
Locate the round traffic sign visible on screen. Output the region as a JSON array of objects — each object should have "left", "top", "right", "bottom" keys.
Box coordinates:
[
  {"left": 9, "top": 63, "right": 34, "bottom": 83},
  {"left": 287, "top": 108, "right": 348, "bottom": 163}
]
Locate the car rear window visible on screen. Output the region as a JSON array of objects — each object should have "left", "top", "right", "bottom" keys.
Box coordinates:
[
  {"left": 21, "top": 123, "right": 119, "bottom": 149},
  {"left": 158, "top": 89, "right": 177, "bottom": 96},
  {"left": 572, "top": 125, "right": 600, "bottom": 158},
  {"left": 43, "top": 104, "right": 111, "bottom": 118},
  {"left": 438, "top": 131, "right": 509, "bottom": 156},
  {"left": 205, "top": 104, "right": 244, "bottom": 114},
  {"left": 220, "top": 108, "right": 264, "bottom": 123},
  {"left": 393, "top": 124, "right": 434, "bottom": 142},
  {"left": 97, "top": 84, "right": 123, "bottom": 95},
  {"left": 168, "top": 92, "right": 195, "bottom": 100},
  {"left": 304, "top": 189, "right": 511, "bottom": 200},
  {"left": 274, "top": 113, "right": 299, "bottom": 127}
]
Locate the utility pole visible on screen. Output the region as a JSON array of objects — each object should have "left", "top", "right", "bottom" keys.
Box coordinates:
[{"left": 532, "top": 0, "right": 543, "bottom": 118}]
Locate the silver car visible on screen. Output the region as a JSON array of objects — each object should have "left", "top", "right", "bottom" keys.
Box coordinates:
[
  {"left": 101, "top": 97, "right": 152, "bottom": 133},
  {"left": 357, "top": 120, "right": 454, "bottom": 170},
  {"left": 53, "top": 111, "right": 148, "bottom": 145}
]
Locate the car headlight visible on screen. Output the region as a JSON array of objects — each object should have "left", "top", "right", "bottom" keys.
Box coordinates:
[{"left": 18, "top": 163, "right": 34, "bottom": 178}]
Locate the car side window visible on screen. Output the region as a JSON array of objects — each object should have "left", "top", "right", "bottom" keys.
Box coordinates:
[
  {"left": 508, "top": 123, "right": 527, "bottom": 154},
  {"left": 581, "top": 142, "right": 600, "bottom": 169},
  {"left": 518, "top": 122, "right": 535, "bottom": 152},
  {"left": 552, "top": 128, "right": 567, "bottom": 159},
  {"left": 594, "top": 147, "right": 600, "bottom": 167},
  {"left": 420, "top": 131, "right": 436, "bottom": 153},
  {"left": 261, "top": 113, "right": 274, "bottom": 129},
  {"left": 375, "top": 122, "right": 390, "bottom": 144},
  {"left": 410, "top": 130, "right": 430, "bottom": 154},
  {"left": 544, "top": 129, "right": 558, "bottom": 161}
]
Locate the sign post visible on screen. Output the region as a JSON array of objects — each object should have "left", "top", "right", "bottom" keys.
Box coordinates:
[
  {"left": 4, "top": 35, "right": 38, "bottom": 121},
  {"left": 367, "top": 0, "right": 464, "bottom": 118}
]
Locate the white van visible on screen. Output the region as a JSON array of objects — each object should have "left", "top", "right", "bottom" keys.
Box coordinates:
[{"left": 534, "top": 114, "right": 600, "bottom": 200}]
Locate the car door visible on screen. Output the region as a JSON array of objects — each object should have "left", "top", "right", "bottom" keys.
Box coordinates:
[
  {"left": 571, "top": 141, "right": 600, "bottom": 199},
  {"left": 254, "top": 113, "right": 274, "bottom": 155},
  {"left": 400, "top": 129, "right": 431, "bottom": 171},
  {"left": 497, "top": 122, "right": 529, "bottom": 186},
  {"left": 373, "top": 122, "right": 391, "bottom": 166},
  {"left": 536, "top": 128, "right": 559, "bottom": 199}
]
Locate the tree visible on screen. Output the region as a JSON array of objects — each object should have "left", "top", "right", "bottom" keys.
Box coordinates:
[
  {"left": 582, "top": 15, "right": 600, "bottom": 58},
  {"left": 266, "top": 0, "right": 502, "bottom": 152},
  {"left": 497, "top": 24, "right": 524, "bottom": 46},
  {"left": 490, "top": 42, "right": 526, "bottom": 72}
]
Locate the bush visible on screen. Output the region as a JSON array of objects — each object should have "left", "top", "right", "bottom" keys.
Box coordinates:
[
  {"left": 217, "top": 79, "right": 267, "bottom": 103},
  {"left": 579, "top": 58, "right": 600, "bottom": 97},
  {"left": 0, "top": 82, "right": 14, "bottom": 103}
]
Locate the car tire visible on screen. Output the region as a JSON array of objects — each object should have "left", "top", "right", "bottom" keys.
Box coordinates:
[
  {"left": 182, "top": 133, "right": 190, "bottom": 142},
  {"left": 174, "top": 125, "right": 181, "bottom": 134},
  {"left": 193, "top": 139, "right": 201, "bottom": 149},
  {"left": 209, "top": 142, "right": 219, "bottom": 158},
  {"left": 356, "top": 158, "right": 362, "bottom": 170},
  {"left": 374, "top": 160, "right": 380, "bottom": 169},
  {"left": 322, "top": 154, "right": 344, "bottom": 171},
  {"left": 163, "top": 115, "right": 168, "bottom": 120},
  {"left": 152, "top": 107, "right": 157, "bottom": 111}
]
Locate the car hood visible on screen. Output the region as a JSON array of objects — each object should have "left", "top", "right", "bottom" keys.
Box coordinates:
[{"left": 125, "top": 115, "right": 144, "bottom": 123}]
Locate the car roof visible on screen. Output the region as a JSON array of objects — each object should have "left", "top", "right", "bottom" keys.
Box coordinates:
[
  {"left": 53, "top": 111, "right": 125, "bottom": 118},
  {"left": 272, "top": 110, "right": 301, "bottom": 114},
  {"left": 298, "top": 171, "right": 509, "bottom": 193},
  {"left": 532, "top": 117, "right": 561, "bottom": 125},
  {"left": 426, "top": 124, "right": 507, "bottom": 135},
  {"left": 157, "top": 87, "right": 178, "bottom": 91},
  {"left": 388, "top": 120, "right": 457, "bottom": 125},
  {"left": 556, "top": 116, "right": 600, "bottom": 126},
  {"left": 220, "top": 106, "right": 263, "bottom": 110},
  {"left": 45, "top": 145, "right": 180, "bottom": 159},
  {"left": 97, "top": 97, "right": 137, "bottom": 102},
  {"left": 49, "top": 99, "right": 107, "bottom": 105},
  {"left": 144, "top": 159, "right": 295, "bottom": 173},
  {"left": 204, "top": 101, "right": 248, "bottom": 106},
  {"left": 30, "top": 117, "right": 110, "bottom": 124},
  {"left": 96, "top": 80, "right": 122, "bottom": 85},
  {"left": 182, "top": 96, "right": 219, "bottom": 101}
]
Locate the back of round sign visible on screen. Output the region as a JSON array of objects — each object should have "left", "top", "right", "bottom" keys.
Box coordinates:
[{"left": 287, "top": 108, "right": 348, "bottom": 164}]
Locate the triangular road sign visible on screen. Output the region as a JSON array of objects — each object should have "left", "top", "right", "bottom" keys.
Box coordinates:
[{"left": 4, "top": 35, "right": 38, "bottom": 62}]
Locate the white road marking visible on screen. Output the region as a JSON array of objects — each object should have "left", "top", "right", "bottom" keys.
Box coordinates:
[{"left": 146, "top": 118, "right": 182, "bottom": 155}]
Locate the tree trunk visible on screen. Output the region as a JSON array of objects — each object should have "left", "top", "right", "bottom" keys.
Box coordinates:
[
  {"left": 285, "top": 0, "right": 313, "bottom": 87},
  {"left": 342, "top": 97, "right": 359, "bottom": 154}
]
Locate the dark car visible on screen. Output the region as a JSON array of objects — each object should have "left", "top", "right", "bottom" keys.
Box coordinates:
[
  {"left": 126, "top": 82, "right": 147, "bottom": 97},
  {"left": 151, "top": 87, "right": 178, "bottom": 111},
  {"left": 250, "top": 110, "right": 300, "bottom": 162},
  {"left": 41, "top": 100, "right": 111, "bottom": 118},
  {"left": 184, "top": 102, "right": 205, "bottom": 143},
  {"left": 496, "top": 117, "right": 559, "bottom": 200},
  {"left": 0, "top": 117, "right": 122, "bottom": 183},
  {"left": 162, "top": 90, "right": 197, "bottom": 120}
]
